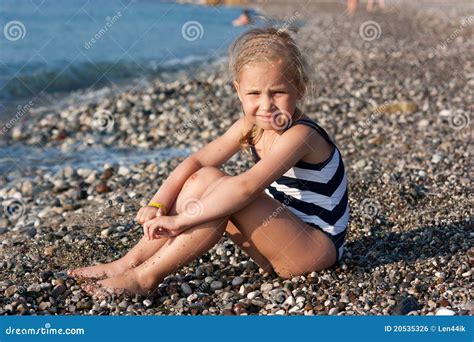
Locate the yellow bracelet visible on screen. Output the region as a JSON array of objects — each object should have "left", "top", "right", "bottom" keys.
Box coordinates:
[{"left": 148, "top": 201, "right": 168, "bottom": 215}]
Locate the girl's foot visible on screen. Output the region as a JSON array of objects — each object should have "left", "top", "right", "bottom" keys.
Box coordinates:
[
  {"left": 68, "top": 260, "right": 133, "bottom": 279},
  {"left": 81, "top": 282, "right": 124, "bottom": 300},
  {"left": 82, "top": 271, "right": 155, "bottom": 297}
]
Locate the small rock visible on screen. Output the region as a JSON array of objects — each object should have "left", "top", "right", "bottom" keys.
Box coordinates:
[
  {"left": 436, "top": 308, "right": 455, "bottom": 316},
  {"left": 181, "top": 283, "right": 193, "bottom": 295},
  {"left": 27, "top": 283, "right": 42, "bottom": 293},
  {"left": 43, "top": 246, "right": 56, "bottom": 256},
  {"left": 247, "top": 290, "right": 260, "bottom": 300},
  {"left": 431, "top": 154, "right": 442, "bottom": 164},
  {"left": 76, "top": 300, "right": 93, "bottom": 310},
  {"left": 233, "top": 303, "right": 248, "bottom": 315},
  {"left": 5, "top": 285, "right": 18, "bottom": 297},
  {"left": 143, "top": 299, "right": 153, "bottom": 308},
  {"left": 392, "top": 296, "right": 421, "bottom": 315},
  {"left": 101, "top": 227, "right": 114, "bottom": 237},
  {"left": 38, "top": 301, "right": 51, "bottom": 311},
  {"left": 260, "top": 283, "right": 273, "bottom": 292},
  {"left": 51, "top": 284, "right": 66, "bottom": 297},
  {"left": 222, "top": 308, "right": 234, "bottom": 315},
  {"left": 101, "top": 168, "right": 114, "bottom": 180},
  {"left": 118, "top": 166, "right": 130, "bottom": 176},
  {"left": 95, "top": 182, "right": 110, "bottom": 194},
  {"left": 232, "top": 276, "right": 244, "bottom": 286},
  {"left": 328, "top": 307, "right": 339, "bottom": 315},
  {"left": 24, "top": 227, "right": 37, "bottom": 238},
  {"left": 210, "top": 281, "right": 223, "bottom": 291},
  {"left": 284, "top": 295, "right": 296, "bottom": 307},
  {"left": 289, "top": 305, "right": 301, "bottom": 313},
  {"left": 439, "top": 299, "right": 450, "bottom": 307}
]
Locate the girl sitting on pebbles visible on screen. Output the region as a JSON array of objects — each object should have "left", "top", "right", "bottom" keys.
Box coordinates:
[{"left": 70, "top": 27, "right": 350, "bottom": 297}]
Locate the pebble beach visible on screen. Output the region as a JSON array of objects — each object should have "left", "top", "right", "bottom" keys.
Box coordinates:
[{"left": 0, "top": 0, "right": 472, "bottom": 316}]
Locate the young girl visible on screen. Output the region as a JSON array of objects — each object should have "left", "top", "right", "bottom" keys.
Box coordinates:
[{"left": 70, "top": 27, "right": 350, "bottom": 296}]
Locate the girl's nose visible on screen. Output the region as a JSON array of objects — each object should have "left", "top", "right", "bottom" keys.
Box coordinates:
[{"left": 260, "top": 94, "right": 274, "bottom": 111}]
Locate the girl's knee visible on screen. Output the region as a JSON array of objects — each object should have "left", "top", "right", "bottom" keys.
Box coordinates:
[
  {"left": 185, "top": 166, "right": 226, "bottom": 187},
  {"left": 195, "top": 166, "right": 226, "bottom": 179}
]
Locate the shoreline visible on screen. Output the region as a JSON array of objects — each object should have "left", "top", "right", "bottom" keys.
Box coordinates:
[{"left": 0, "top": 0, "right": 472, "bottom": 316}]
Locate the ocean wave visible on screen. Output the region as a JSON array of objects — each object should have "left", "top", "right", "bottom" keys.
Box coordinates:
[{"left": 0, "top": 55, "right": 221, "bottom": 101}]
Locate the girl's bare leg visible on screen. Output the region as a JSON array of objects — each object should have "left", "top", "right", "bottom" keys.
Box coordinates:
[
  {"left": 68, "top": 237, "right": 169, "bottom": 279},
  {"left": 94, "top": 215, "right": 229, "bottom": 294},
  {"left": 69, "top": 167, "right": 223, "bottom": 279},
  {"left": 85, "top": 167, "right": 231, "bottom": 294}
]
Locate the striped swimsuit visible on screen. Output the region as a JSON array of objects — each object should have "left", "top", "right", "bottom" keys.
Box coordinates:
[{"left": 250, "top": 118, "right": 349, "bottom": 264}]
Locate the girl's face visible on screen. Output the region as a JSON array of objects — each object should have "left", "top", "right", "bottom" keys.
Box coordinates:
[{"left": 234, "top": 59, "right": 302, "bottom": 131}]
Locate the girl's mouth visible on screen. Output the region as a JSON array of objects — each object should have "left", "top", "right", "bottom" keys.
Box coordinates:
[{"left": 257, "top": 115, "right": 272, "bottom": 121}]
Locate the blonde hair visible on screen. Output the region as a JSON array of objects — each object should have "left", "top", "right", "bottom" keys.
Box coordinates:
[{"left": 228, "top": 27, "right": 310, "bottom": 154}]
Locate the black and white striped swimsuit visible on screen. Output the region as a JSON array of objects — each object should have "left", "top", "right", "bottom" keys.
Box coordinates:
[{"left": 250, "top": 118, "right": 349, "bottom": 264}]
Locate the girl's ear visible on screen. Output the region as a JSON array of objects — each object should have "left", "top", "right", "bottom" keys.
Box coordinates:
[{"left": 233, "top": 81, "right": 242, "bottom": 102}]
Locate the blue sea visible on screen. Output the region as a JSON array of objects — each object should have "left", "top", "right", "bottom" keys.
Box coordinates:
[
  {"left": 0, "top": 0, "right": 253, "bottom": 106},
  {"left": 0, "top": 0, "right": 259, "bottom": 175}
]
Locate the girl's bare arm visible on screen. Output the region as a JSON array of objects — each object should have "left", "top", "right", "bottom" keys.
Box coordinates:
[
  {"left": 176, "top": 124, "right": 316, "bottom": 228},
  {"left": 147, "top": 117, "right": 245, "bottom": 210}
]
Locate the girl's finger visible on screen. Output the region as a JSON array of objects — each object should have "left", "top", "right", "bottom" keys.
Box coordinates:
[
  {"left": 145, "top": 221, "right": 151, "bottom": 240},
  {"left": 139, "top": 209, "right": 147, "bottom": 221},
  {"left": 155, "top": 208, "right": 164, "bottom": 217},
  {"left": 143, "top": 221, "right": 148, "bottom": 238}
]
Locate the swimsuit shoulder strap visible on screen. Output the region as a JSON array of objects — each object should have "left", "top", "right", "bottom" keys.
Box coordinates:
[{"left": 290, "top": 118, "right": 337, "bottom": 147}]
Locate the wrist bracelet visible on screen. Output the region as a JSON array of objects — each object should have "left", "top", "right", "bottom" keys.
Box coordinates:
[{"left": 148, "top": 201, "right": 168, "bottom": 215}]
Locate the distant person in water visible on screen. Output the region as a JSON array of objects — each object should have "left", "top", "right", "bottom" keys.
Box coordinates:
[{"left": 232, "top": 9, "right": 251, "bottom": 26}]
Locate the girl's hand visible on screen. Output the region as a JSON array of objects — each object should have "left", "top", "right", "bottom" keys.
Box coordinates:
[
  {"left": 136, "top": 206, "right": 165, "bottom": 224},
  {"left": 143, "top": 214, "right": 188, "bottom": 240}
]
